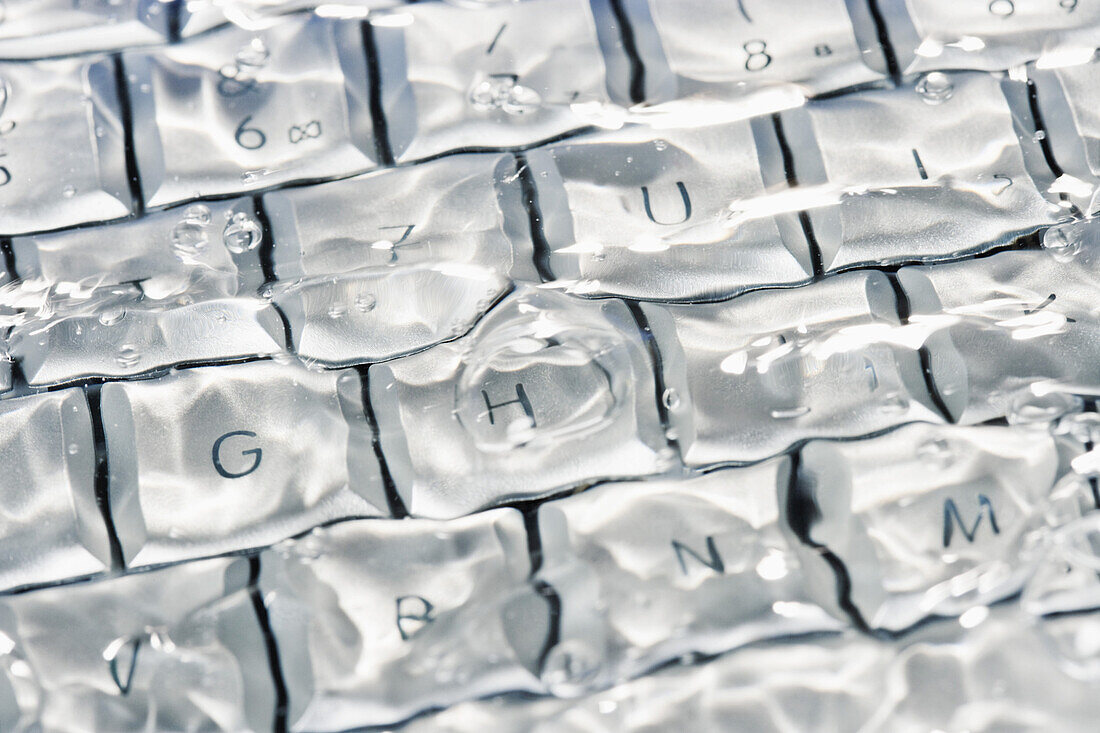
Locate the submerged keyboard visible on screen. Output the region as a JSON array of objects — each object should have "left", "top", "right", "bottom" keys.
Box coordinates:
[{"left": 3, "top": 0, "right": 1100, "bottom": 730}]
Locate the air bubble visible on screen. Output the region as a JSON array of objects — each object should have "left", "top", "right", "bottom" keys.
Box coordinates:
[
  {"left": 654, "top": 140, "right": 668, "bottom": 151},
  {"left": 770, "top": 406, "right": 811, "bottom": 419},
  {"left": 540, "top": 641, "right": 601, "bottom": 697},
  {"left": 171, "top": 205, "right": 212, "bottom": 258},
  {"left": 468, "top": 75, "right": 542, "bottom": 115},
  {"left": 917, "top": 438, "right": 955, "bottom": 469},
  {"left": 327, "top": 303, "right": 346, "bottom": 319},
  {"left": 354, "top": 294, "right": 376, "bottom": 313},
  {"left": 223, "top": 212, "right": 263, "bottom": 253},
  {"left": 1043, "top": 224, "right": 1084, "bottom": 262},
  {"left": 98, "top": 309, "right": 126, "bottom": 327},
  {"left": 916, "top": 72, "right": 954, "bottom": 104},
  {"left": 62, "top": 185, "right": 76, "bottom": 198},
  {"left": 662, "top": 387, "right": 681, "bottom": 411},
  {"left": 115, "top": 345, "right": 140, "bottom": 369}
]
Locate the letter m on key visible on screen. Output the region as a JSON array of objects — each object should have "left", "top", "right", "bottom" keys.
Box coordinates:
[{"left": 942, "top": 495, "right": 1000, "bottom": 548}]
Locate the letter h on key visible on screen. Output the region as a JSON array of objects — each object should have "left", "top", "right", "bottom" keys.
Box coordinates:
[{"left": 481, "top": 384, "right": 536, "bottom": 427}]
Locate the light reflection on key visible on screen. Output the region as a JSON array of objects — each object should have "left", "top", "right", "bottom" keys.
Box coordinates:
[
  {"left": 259, "top": 510, "right": 545, "bottom": 731},
  {"left": 124, "top": 14, "right": 379, "bottom": 207},
  {"left": 640, "top": 270, "right": 943, "bottom": 466},
  {"left": 100, "top": 360, "right": 388, "bottom": 567},
  {"left": 536, "top": 459, "right": 841, "bottom": 693},
  {"left": 369, "top": 286, "right": 670, "bottom": 518}
]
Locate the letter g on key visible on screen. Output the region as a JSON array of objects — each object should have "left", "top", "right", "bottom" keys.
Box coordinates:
[{"left": 212, "top": 430, "right": 263, "bottom": 479}]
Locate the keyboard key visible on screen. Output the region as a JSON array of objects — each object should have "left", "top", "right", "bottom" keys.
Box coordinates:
[
  {"left": 897, "top": 242, "right": 1100, "bottom": 424},
  {"left": 264, "top": 153, "right": 531, "bottom": 363},
  {"left": 12, "top": 198, "right": 265, "bottom": 300},
  {"left": 1032, "top": 58, "right": 1100, "bottom": 212},
  {"left": 536, "top": 459, "right": 842, "bottom": 692},
  {"left": 373, "top": 0, "right": 616, "bottom": 161},
  {"left": 525, "top": 120, "right": 815, "bottom": 301},
  {"left": 10, "top": 294, "right": 286, "bottom": 387},
  {"left": 369, "top": 286, "right": 671, "bottom": 518},
  {"left": 0, "top": 0, "right": 172, "bottom": 58},
  {"left": 265, "top": 153, "right": 538, "bottom": 282},
  {"left": 795, "top": 423, "right": 1060, "bottom": 631},
  {"left": 0, "top": 389, "right": 111, "bottom": 591},
  {"left": 259, "top": 510, "right": 545, "bottom": 731},
  {"left": 275, "top": 262, "right": 510, "bottom": 365},
  {"left": 179, "top": 0, "right": 407, "bottom": 38},
  {"left": 100, "top": 361, "right": 387, "bottom": 567},
  {"left": 1024, "top": 511, "right": 1100, "bottom": 616},
  {"left": 882, "top": 0, "right": 1100, "bottom": 74},
  {"left": 781, "top": 71, "right": 1060, "bottom": 273},
  {"left": 636, "top": 0, "right": 888, "bottom": 102},
  {"left": 0, "top": 57, "right": 131, "bottom": 235},
  {"left": 639, "top": 271, "right": 943, "bottom": 466},
  {"left": 124, "top": 14, "right": 379, "bottom": 207},
  {"left": 0, "top": 557, "right": 276, "bottom": 732},
  {"left": 399, "top": 632, "right": 890, "bottom": 733}
]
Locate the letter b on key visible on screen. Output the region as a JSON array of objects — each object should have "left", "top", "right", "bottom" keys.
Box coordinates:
[{"left": 212, "top": 430, "right": 263, "bottom": 479}]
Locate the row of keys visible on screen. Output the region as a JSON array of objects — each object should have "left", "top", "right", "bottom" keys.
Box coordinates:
[
  {"left": 3, "top": 233, "right": 1098, "bottom": 516},
  {"left": 401, "top": 605, "right": 1100, "bottom": 732},
  {"left": 10, "top": 7, "right": 1100, "bottom": 236},
  {"left": 0, "top": 415, "right": 1089, "bottom": 730},
  {"left": 643, "top": 242, "right": 1100, "bottom": 465}
]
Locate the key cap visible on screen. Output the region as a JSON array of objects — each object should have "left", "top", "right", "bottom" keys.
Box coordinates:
[
  {"left": 634, "top": 0, "right": 888, "bottom": 102},
  {"left": 639, "top": 270, "right": 943, "bottom": 466},
  {"left": 524, "top": 119, "right": 815, "bottom": 301},
  {"left": 100, "top": 360, "right": 387, "bottom": 567},
  {"left": 368, "top": 286, "right": 671, "bottom": 518},
  {"left": 0, "top": 389, "right": 111, "bottom": 592},
  {"left": 258, "top": 509, "right": 546, "bottom": 731},
  {"left": 0, "top": 556, "right": 276, "bottom": 732},
  {"left": 264, "top": 153, "right": 538, "bottom": 283},
  {"left": 0, "top": 0, "right": 173, "bottom": 59},
  {"left": 779, "top": 71, "right": 1060, "bottom": 273},
  {"left": 373, "top": 0, "right": 616, "bottom": 162},
  {"left": 124, "top": 14, "right": 379, "bottom": 208},
  {"left": 12, "top": 198, "right": 264, "bottom": 299},
  {"left": 1031, "top": 59, "right": 1100, "bottom": 213},
  {"left": 897, "top": 239, "right": 1100, "bottom": 424},
  {"left": 1024, "top": 510, "right": 1100, "bottom": 616},
  {"left": 274, "top": 262, "right": 510, "bottom": 365},
  {"left": 536, "top": 458, "right": 842, "bottom": 693},
  {"left": 882, "top": 0, "right": 1100, "bottom": 74},
  {"left": 794, "top": 422, "right": 1060, "bottom": 631},
  {"left": 0, "top": 57, "right": 131, "bottom": 235},
  {"left": 9, "top": 293, "right": 286, "bottom": 387}
]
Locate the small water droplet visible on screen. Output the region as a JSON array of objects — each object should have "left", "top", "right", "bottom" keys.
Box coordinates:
[
  {"left": 354, "top": 293, "right": 376, "bottom": 313},
  {"left": 988, "top": 0, "right": 1014, "bottom": 16},
  {"left": 98, "top": 309, "right": 125, "bottom": 326},
  {"left": 916, "top": 72, "right": 954, "bottom": 104},
  {"left": 917, "top": 438, "right": 955, "bottom": 469},
  {"left": 236, "top": 38, "right": 270, "bottom": 70},
  {"left": 662, "top": 388, "right": 681, "bottom": 411},
  {"left": 223, "top": 212, "right": 263, "bottom": 253},
  {"left": 327, "top": 303, "right": 346, "bottom": 319},
  {"left": 115, "top": 345, "right": 140, "bottom": 369},
  {"left": 654, "top": 140, "right": 668, "bottom": 151},
  {"left": 880, "top": 392, "right": 909, "bottom": 414},
  {"left": 1044, "top": 224, "right": 1083, "bottom": 262},
  {"left": 62, "top": 185, "right": 76, "bottom": 198},
  {"left": 468, "top": 74, "right": 542, "bottom": 115},
  {"left": 67, "top": 443, "right": 79, "bottom": 455},
  {"left": 184, "top": 204, "right": 211, "bottom": 226}
]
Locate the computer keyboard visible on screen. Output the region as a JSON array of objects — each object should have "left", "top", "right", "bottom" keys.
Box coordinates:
[{"left": 2, "top": 0, "right": 1100, "bottom": 731}]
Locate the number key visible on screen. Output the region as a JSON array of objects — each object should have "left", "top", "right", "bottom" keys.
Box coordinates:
[{"left": 123, "top": 14, "right": 380, "bottom": 208}]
